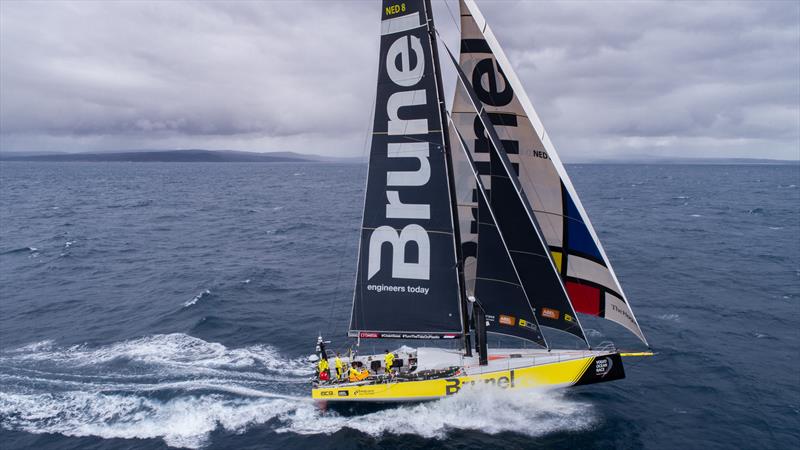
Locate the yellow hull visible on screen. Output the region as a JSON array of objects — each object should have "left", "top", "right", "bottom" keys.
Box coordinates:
[{"left": 312, "top": 352, "right": 624, "bottom": 402}]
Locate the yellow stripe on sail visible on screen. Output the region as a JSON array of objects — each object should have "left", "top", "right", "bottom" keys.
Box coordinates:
[{"left": 551, "top": 251, "right": 562, "bottom": 273}]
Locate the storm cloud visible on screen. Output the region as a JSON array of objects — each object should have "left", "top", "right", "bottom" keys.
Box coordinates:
[{"left": 1, "top": 0, "right": 798, "bottom": 160}]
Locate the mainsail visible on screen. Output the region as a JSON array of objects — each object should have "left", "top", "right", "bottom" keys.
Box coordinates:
[
  {"left": 451, "top": 0, "right": 647, "bottom": 344},
  {"left": 349, "top": 0, "right": 463, "bottom": 339}
]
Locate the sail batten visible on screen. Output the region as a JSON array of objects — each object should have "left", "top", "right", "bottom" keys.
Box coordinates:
[{"left": 453, "top": 0, "right": 648, "bottom": 344}]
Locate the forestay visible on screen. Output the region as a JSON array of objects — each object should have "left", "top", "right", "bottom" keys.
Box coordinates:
[
  {"left": 451, "top": 0, "right": 647, "bottom": 344},
  {"left": 349, "top": 0, "right": 463, "bottom": 339}
]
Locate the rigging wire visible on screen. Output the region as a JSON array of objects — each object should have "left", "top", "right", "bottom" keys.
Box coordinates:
[{"left": 323, "top": 79, "right": 378, "bottom": 347}]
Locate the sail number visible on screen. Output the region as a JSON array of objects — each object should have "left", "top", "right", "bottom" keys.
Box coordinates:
[{"left": 385, "top": 3, "right": 406, "bottom": 16}]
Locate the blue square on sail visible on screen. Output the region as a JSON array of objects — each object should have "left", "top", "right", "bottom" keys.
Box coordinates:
[{"left": 565, "top": 192, "right": 603, "bottom": 261}]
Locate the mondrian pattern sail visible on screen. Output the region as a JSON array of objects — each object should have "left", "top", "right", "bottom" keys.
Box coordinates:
[{"left": 451, "top": 0, "right": 647, "bottom": 344}]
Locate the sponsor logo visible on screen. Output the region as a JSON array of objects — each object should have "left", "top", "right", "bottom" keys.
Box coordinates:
[
  {"left": 541, "top": 307, "right": 560, "bottom": 320},
  {"left": 564, "top": 313, "right": 574, "bottom": 322},
  {"left": 499, "top": 315, "right": 515, "bottom": 326},
  {"left": 359, "top": 332, "right": 459, "bottom": 340},
  {"left": 367, "top": 16, "right": 433, "bottom": 283},
  {"left": 595, "top": 357, "right": 613, "bottom": 377},
  {"left": 320, "top": 391, "right": 334, "bottom": 397},
  {"left": 445, "top": 370, "right": 516, "bottom": 395},
  {"left": 518, "top": 319, "right": 535, "bottom": 330}
]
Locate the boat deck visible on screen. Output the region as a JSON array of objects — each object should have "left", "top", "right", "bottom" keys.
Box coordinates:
[{"left": 315, "top": 346, "right": 616, "bottom": 388}]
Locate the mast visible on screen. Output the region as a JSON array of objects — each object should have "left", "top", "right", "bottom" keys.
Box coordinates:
[{"left": 422, "top": 0, "right": 472, "bottom": 356}]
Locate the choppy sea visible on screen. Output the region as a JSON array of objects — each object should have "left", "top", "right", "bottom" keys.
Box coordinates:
[{"left": 0, "top": 161, "right": 797, "bottom": 449}]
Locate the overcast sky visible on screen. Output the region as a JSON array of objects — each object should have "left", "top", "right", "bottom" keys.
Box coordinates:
[{"left": 1, "top": 0, "right": 798, "bottom": 160}]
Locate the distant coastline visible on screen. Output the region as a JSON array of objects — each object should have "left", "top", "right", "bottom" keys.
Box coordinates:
[
  {"left": 0, "top": 149, "right": 362, "bottom": 163},
  {"left": 0, "top": 149, "right": 796, "bottom": 165}
]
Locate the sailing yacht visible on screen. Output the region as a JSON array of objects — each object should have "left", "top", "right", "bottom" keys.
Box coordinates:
[{"left": 311, "top": 0, "right": 651, "bottom": 402}]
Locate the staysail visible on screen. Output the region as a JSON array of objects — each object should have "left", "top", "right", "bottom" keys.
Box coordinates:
[
  {"left": 451, "top": 124, "right": 546, "bottom": 346},
  {"left": 349, "top": 0, "right": 463, "bottom": 339},
  {"left": 451, "top": 0, "right": 647, "bottom": 344}
]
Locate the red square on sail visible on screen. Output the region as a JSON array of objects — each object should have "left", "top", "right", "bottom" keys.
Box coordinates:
[{"left": 566, "top": 282, "right": 601, "bottom": 316}]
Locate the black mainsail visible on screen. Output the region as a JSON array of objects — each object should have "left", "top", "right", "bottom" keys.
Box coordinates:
[{"left": 349, "top": 0, "right": 463, "bottom": 339}]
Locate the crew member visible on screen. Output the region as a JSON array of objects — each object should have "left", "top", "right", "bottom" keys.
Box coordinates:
[
  {"left": 334, "top": 353, "right": 344, "bottom": 381},
  {"left": 384, "top": 349, "right": 395, "bottom": 374},
  {"left": 318, "top": 357, "right": 330, "bottom": 382},
  {"left": 348, "top": 363, "right": 369, "bottom": 382}
]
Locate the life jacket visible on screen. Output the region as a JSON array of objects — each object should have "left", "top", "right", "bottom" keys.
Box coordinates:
[
  {"left": 348, "top": 367, "right": 359, "bottom": 382},
  {"left": 318, "top": 358, "right": 329, "bottom": 373}
]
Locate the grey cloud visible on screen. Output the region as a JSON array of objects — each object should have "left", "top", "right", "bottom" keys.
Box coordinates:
[{"left": 0, "top": 0, "right": 797, "bottom": 160}]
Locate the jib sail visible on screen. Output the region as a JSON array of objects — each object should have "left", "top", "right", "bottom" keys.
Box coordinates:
[
  {"left": 452, "top": 0, "right": 647, "bottom": 344},
  {"left": 349, "top": 0, "right": 463, "bottom": 339}
]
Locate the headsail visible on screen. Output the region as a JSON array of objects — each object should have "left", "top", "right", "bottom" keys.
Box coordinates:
[
  {"left": 451, "top": 123, "right": 546, "bottom": 347},
  {"left": 349, "top": 0, "right": 463, "bottom": 339},
  {"left": 451, "top": 0, "right": 647, "bottom": 344},
  {"left": 447, "top": 45, "right": 587, "bottom": 344}
]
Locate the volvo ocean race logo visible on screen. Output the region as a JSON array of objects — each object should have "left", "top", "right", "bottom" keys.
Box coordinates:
[
  {"left": 595, "top": 357, "right": 613, "bottom": 377},
  {"left": 368, "top": 12, "right": 432, "bottom": 282}
]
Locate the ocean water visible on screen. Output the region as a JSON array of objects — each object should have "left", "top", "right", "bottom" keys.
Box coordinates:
[{"left": 0, "top": 161, "right": 797, "bottom": 449}]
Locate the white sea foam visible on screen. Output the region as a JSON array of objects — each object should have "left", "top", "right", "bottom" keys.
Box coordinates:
[
  {"left": 585, "top": 328, "right": 604, "bottom": 338},
  {"left": 0, "top": 383, "right": 594, "bottom": 448},
  {"left": 184, "top": 289, "right": 211, "bottom": 307},
  {"left": 658, "top": 314, "right": 680, "bottom": 321},
  {"left": 1, "top": 335, "right": 595, "bottom": 448},
  {"left": 0, "top": 391, "right": 304, "bottom": 449},
  {"left": 3, "top": 333, "right": 314, "bottom": 377},
  {"left": 280, "top": 385, "right": 595, "bottom": 438}
]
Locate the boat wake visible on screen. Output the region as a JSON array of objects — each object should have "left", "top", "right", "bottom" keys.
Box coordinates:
[{"left": 0, "top": 334, "right": 596, "bottom": 448}]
